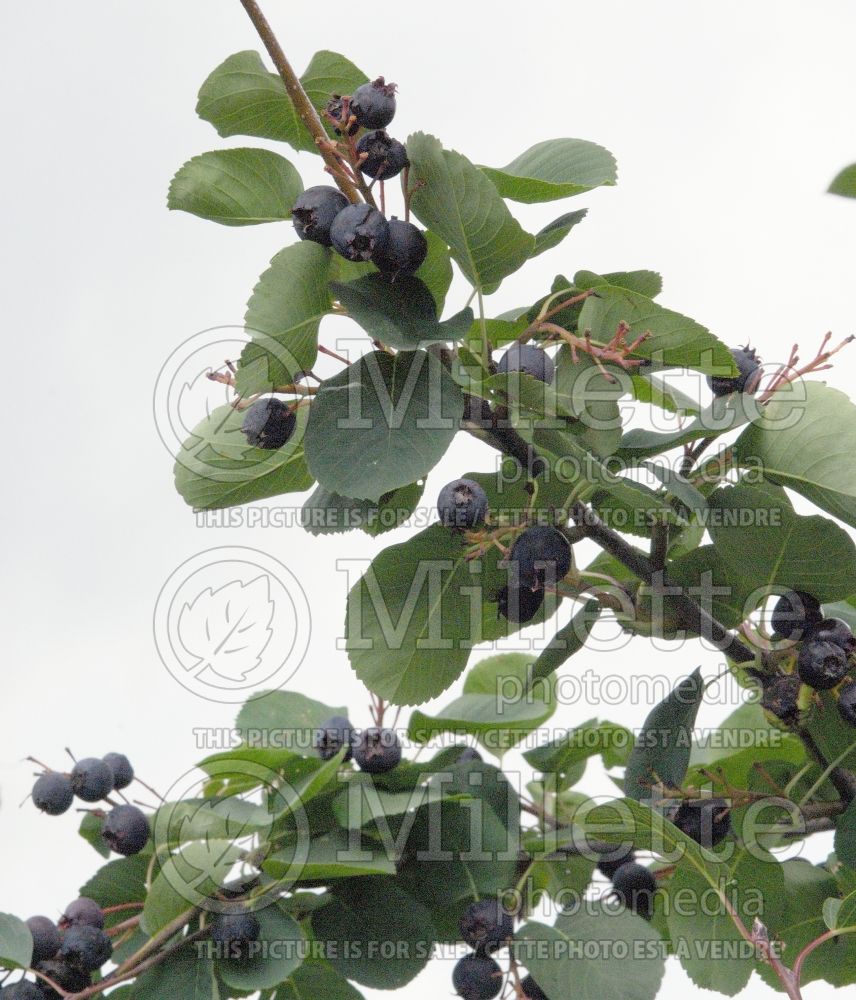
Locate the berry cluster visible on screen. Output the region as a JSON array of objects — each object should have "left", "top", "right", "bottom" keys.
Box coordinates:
[
  {"left": 31, "top": 752, "right": 151, "bottom": 857},
  {"left": 313, "top": 715, "right": 402, "bottom": 774},
  {"left": 762, "top": 591, "right": 856, "bottom": 726},
  {"left": 452, "top": 899, "right": 515, "bottom": 1000}
]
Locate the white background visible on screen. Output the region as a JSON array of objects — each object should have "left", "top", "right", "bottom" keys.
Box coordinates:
[{"left": 2, "top": 2, "right": 856, "bottom": 997}]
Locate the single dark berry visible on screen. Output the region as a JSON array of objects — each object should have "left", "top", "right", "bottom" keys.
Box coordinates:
[
  {"left": 355, "top": 130, "right": 409, "bottom": 180},
  {"left": 101, "top": 752, "right": 134, "bottom": 791},
  {"left": 707, "top": 345, "right": 762, "bottom": 397},
  {"left": 329, "top": 203, "right": 390, "bottom": 262},
  {"left": 350, "top": 77, "right": 397, "bottom": 130},
  {"left": 611, "top": 862, "right": 657, "bottom": 920},
  {"left": 292, "top": 185, "right": 349, "bottom": 246},
  {"left": 32, "top": 960, "right": 90, "bottom": 999},
  {"left": 496, "top": 343, "right": 555, "bottom": 384},
  {"left": 838, "top": 681, "right": 856, "bottom": 726},
  {"left": 372, "top": 218, "right": 428, "bottom": 277},
  {"left": 25, "top": 917, "right": 61, "bottom": 964},
  {"left": 457, "top": 747, "right": 483, "bottom": 764},
  {"left": 325, "top": 95, "right": 359, "bottom": 136},
  {"left": 459, "top": 899, "right": 514, "bottom": 954},
  {"left": 70, "top": 758, "right": 114, "bottom": 803},
  {"left": 520, "top": 975, "right": 550, "bottom": 1000},
  {"left": 1, "top": 982, "right": 43, "bottom": 1000},
  {"left": 797, "top": 639, "right": 849, "bottom": 690},
  {"left": 437, "top": 478, "right": 489, "bottom": 530},
  {"left": 508, "top": 526, "right": 572, "bottom": 592},
  {"left": 597, "top": 844, "right": 636, "bottom": 880},
  {"left": 496, "top": 584, "right": 543, "bottom": 624},
  {"left": 209, "top": 909, "right": 261, "bottom": 961},
  {"left": 59, "top": 898, "right": 104, "bottom": 931},
  {"left": 805, "top": 617, "right": 855, "bottom": 653},
  {"left": 313, "top": 715, "right": 355, "bottom": 762},
  {"left": 32, "top": 773, "right": 73, "bottom": 816},
  {"left": 353, "top": 728, "right": 401, "bottom": 774},
  {"left": 241, "top": 397, "right": 297, "bottom": 449},
  {"left": 102, "top": 804, "right": 150, "bottom": 856},
  {"left": 59, "top": 926, "right": 112, "bottom": 973},
  {"left": 451, "top": 954, "right": 503, "bottom": 1000},
  {"left": 761, "top": 673, "right": 802, "bottom": 724},
  {"left": 771, "top": 590, "right": 823, "bottom": 641},
  {"left": 672, "top": 798, "right": 731, "bottom": 848}
]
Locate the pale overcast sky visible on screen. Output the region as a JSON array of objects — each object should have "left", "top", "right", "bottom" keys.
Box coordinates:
[{"left": 3, "top": 2, "right": 856, "bottom": 998}]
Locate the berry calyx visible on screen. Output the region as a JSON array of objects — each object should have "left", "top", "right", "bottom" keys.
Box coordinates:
[
  {"left": 355, "top": 130, "right": 408, "bottom": 180},
  {"left": 496, "top": 343, "right": 555, "bottom": 384},
  {"left": 241, "top": 397, "right": 297, "bottom": 450},
  {"left": 25, "top": 917, "right": 61, "bottom": 964},
  {"left": 32, "top": 960, "right": 90, "bottom": 999},
  {"left": 797, "top": 639, "right": 849, "bottom": 690},
  {"left": 353, "top": 728, "right": 401, "bottom": 774},
  {"left": 805, "top": 617, "right": 855, "bottom": 652},
  {"left": 59, "top": 925, "right": 113, "bottom": 973},
  {"left": 70, "top": 758, "right": 114, "bottom": 803},
  {"left": 459, "top": 899, "right": 514, "bottom": 954},
  {"left": 330, "top": 203, "right": 390, "bottom": 262},
  {"left": 437, "top": 478, "right": 489, "bottom": 530},
  {"left": 372, "top": 218, "right": 428, "bottom": 277},
  {"left": 32, "top": 773, "right": 73, "bottom": 816},
  {"left": 771, "top": 590, "right": 823, "bottom": 641},
  {"left": 496, "top": 584, "right": 543, "bottom": 624},
  {"left": 209, "top": 909, "right": 261, "bottom": 961},
  {"left": 707, "top": 345, "right": 762, "bottom": 397},
  {"left": 102, "top": 752, "right": 134, "bottom": 791},
  {"left": 292, "top": 185, "right": 349, "bottom": 246},
  {"left": 102, "top": 804, "right": 150, "bottom": 856},
  {"left": 611, "top": 862, "right": 657, "bottom": 920},
  {"left": 350, "top": 77, "right": 397, "bottom": 130},
  {"left": 508, "top": 526, "right": 572, "bottom": 592},
  {"left": 761, "top": 673, "right": 802, "bottom": 725},
  {"left": 325, "top": 96, "right": 359, "bottom": 136},
  {"left": 451, "top": 954, "right": 503, "bottom": 1000},
  {"left": 59, "top": 898, "right": 104, "bottom": 931},
  {"left": 838, "top": 681, "right": 856, "bottom": 726},
  {"left": 520, "top": 974, "right": 550, "bottom": 1000},
  {"left": 672, "top": 798, "right": 731, "bottom": 848},
  {"left": 596, "top": 844, "right": 636, "bottom": 880},
  {"left": 313, "top": 715, "right": 355, "bottom": 762}
]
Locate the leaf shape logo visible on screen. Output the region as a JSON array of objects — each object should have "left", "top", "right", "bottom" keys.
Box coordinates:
[{"left": 177, "top": 576, "right": 275, "bottom": 683}]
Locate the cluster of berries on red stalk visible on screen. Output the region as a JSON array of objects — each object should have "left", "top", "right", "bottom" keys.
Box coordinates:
[
  {"left": 762, "top": 590, "right": 856, "bottom": 726},
  {"left": 313, "top": 715, "right": 402, "bottom": 773}
]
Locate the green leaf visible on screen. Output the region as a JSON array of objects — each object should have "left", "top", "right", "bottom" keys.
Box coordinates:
[
  {"left": 197, "top": 50, "right": 367, "bottom": 152},
  {"left": 624, "top": 668, "right": 705, "bottom": 800},
  {"left": 276, "top": 959, "right": 365, "bottom": 1000},
  {"left": 527, "top": 599, "right": 602, "bottom": 686},
  {"left": 481, "top": 138, "right": 617, "bottom": 203},
  {"left": 0, "top": 914, "right": 32, "bottom": 970},
  {"left": 331, "top": 274, "right": 473, "bottom": 348},
  {"left": 302, "top": 481, "right": 424, "bottom": 537},
  {"left": 630, "top": 372, "right": 701, "bottom": 416},
  {"left": 132, "top": 946, "right": 216, "bottom": 1000},
  {"left": 235, "top": 689, "right": 347, "bottom": 747},
  {"left": 531, "top": 209, "right": 588, "bottom": 258},
  {"left": 575, "top": 269, "right": 664, "bottom": 298},
  {"left": 79, "top": 854, "right": 150, "bottom": 917},
  {"left": 829, "top": 163, "right": 856, "bottom": 198},
  {"left": 304, "top": 350, "right": 463, "bottom": 501},
  {"left": 263, "top": 830, "right": 397, "bottom": 882},
  {"left": 173, "top": 402, "right": 313, "bottom": 510},
  {"left": 515, "top": 906, "right": 664, "bottom": 1000},
  {"left": 218, "top": 905, "right": 304, "bottom": 991},
  {"left": 407, "top": 132, "right": 534, "bottom": 291},
  {"left": 524, "top": 718, "right": 632, "bottom": 788},
  {"left": 413, "top": 230, "right": 453, "bottom": 312},
  {"left": 836, "top": 798, "right": 856, "bottom": 869},
  {"left": 407, "top": 652, "right": 554, "bottom": 754},
  {"left": 238, "top": 241, "right": 335, "bottom": 395},
  {"left": 667, "top": 545, "right": 756, "bottom": 629},
  {"left": 168, "top": 148, "right": 302, "bottom": 226},
  {"left": 734, "top": 381, "right": 856, "bottom": 528},
  {"left": 78, "top": 811, "right": 110, "bottom": 858}
]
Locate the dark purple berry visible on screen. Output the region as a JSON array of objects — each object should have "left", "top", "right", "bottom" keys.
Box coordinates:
[
  {"left": 330, "top": 203, "right": 390, "bottom": 262},
  {"left": 25, "top": 918, "right": 60, "bottom": 965},
  {"left": 102, "top": 753, "right": 134, "bottom": 791},
  {"left": 32, "top": 773, "right": 73, "bottom": 816},
  {"left": 353, "top": 728, "right": 401, "bottom": 774},
  {"left": 452, "top": 954, "right": 502, "bottom": 1000},
  {"left": 241, "top": 397, "right": 297, "bottom": 449},
  {"left": 350, "top": 77, "right": 397, "bottom": 130},
  {"left": 32, "top": 960, "right": 90, "bottom": 999},
  {"left": 1, "top": 982, "right": 43, "bottom": 1000},
  {"left": 761, "top": 673, "right": 802, "bottom": 724},
  {"left": 209, "top": 909, "right": 260, "bottom": 961},
  {"left": 611, "top": 862, "right": 656, "bottom": 920},
  {"left": 771, "top": 590, "right": 823, "bottom": 641},
  {"left": 313, "top": 715, "right": 355, "bottom": 762},
  {"left": 70, "top": 758, "right": 114, "bottom": 803},
  {"left": 292, "top": 185, "right": 349, "bottom": 246},
  {"left": 520, "top": 975, "right": 550, "bottom": 1000},
  {"left": 838, "top": 682, "right": 856, "bottom": 726},
  {"left": 59, "top": 925, "right": 112, "bottom": 973},
  {"left": 597, "top": 844, "right": 636, "bottom": 880},
  {"left": 508, "top": 526, "right": 571, "bottom": 592},
  {"left": 496, "top": 584, "right": 543, "bottom": 624},
  {"left": 797, "top": 639, "right": 849, "bottom": 690},
  {"left": 496, "top": 343, "right": 554, "bottom": 384},
  {"left": 457, "top": 747, "right": 483, "bottom": 764},
  {"left": 672, "top": 798, "right": 731, "bottom": 848},
  {"left": 372, "top": 218, "right": 428, "bottom": 277},
  {"left": 102, "top": 805, "right": 150, "bottom": 856},
  {"left": 459, "top": 899, "right": 514, "bottom": 954},
  {"left": 707, "top": 345, "right": 762, "bottom": 396},
  {"left": 355, "top": 130, "right": 408, "bottom": 180},
  {"left": 805, "top": 617, "right": 855, "bottom": 653},
  {"left": 59, "top": 898, "right": 104, "bottom": 931},
  {"left": 437, "top": 478, "right": 488, "bottom": 530}
]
